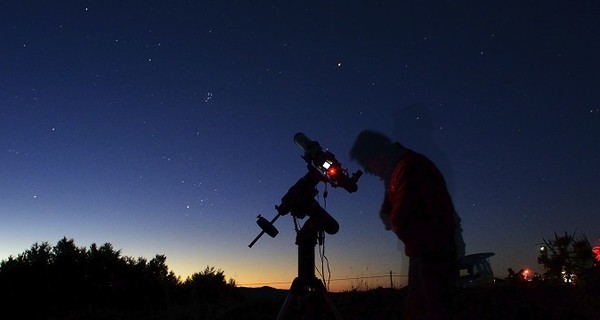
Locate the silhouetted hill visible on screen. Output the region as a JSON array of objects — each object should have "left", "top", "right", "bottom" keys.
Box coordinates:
[{"left": 237, "top": 286, "right": 290, "bottom": 303}]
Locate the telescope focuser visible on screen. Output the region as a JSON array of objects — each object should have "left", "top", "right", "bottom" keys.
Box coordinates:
[{"left": 294, "top": 133, "right": 363, "bottom": 193}]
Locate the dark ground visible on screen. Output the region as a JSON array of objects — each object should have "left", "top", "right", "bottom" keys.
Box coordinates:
[
  {"left": 3, "top": 283, "right": 598, "bottom": 319},
  {"left": 235, "top": 283, "right": 600, "bottom": 320}
]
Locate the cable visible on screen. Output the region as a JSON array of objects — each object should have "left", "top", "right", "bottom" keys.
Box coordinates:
[
  {"left": 316, "top": 182, "right": 332, "bottom": 290},
  {"left": 317, "top": 232, "right": 332, "bottom": 290}
]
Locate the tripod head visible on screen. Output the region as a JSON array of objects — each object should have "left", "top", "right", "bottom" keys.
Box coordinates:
[{"left": 248, "top": 133, "right": 362, "bottom": 248}]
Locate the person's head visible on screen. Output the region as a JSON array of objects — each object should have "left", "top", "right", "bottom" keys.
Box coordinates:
[{"left": 350, "top": 130, "right": 404, "bottom": 179}]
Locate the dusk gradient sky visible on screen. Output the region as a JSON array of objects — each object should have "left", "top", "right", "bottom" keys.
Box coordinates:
[{"left": 1, "top": 1, "right": 599, "bottom": 291}]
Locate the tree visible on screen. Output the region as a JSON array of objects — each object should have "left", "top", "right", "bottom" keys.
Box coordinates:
[
  {"left": 538, "top": 231, "right": 595, "bottom": 285},
  {"left": 24, "top": 241, "right": 53, "bottom": 267},
  {"left": 183, "top": 266, "right": 237, "bottom": 319},
  {"left": 148, "top": 254, "right": 179, "bottom": 286},
  {"left": 185, "top": 265, "right": 239, "bottom": 304},
  {"left": 186, "top": 266, "right": 227, "bottom": 294},
  {"left": 51, "top": 237, "right": 87, "bottom": 307}
]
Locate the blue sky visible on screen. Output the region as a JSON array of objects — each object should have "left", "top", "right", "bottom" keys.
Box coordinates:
[{"left": 1, "top": 1, "right": 599, "bottom": 290}]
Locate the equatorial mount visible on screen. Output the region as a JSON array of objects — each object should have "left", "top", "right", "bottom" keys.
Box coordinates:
[{"left": 248, "top": 133, "right": 362, "bottom": 319}]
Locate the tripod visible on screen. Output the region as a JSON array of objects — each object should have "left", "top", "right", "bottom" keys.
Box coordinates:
[{"left": 276, "top": 206, "right": 341, "bottom": 320}]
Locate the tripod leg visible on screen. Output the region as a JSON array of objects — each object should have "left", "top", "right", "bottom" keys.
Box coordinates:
[
  {"left": 310, "top": 277, "right": 342, "bottom": 320},
  {"left": 277, "top": 277, "right": 342, "bottom": 320},
  {"left": 276, "top": 292, "right": 295, "bottom": 320},
  {"left": 277, "top": 278, "right": 302, "bottom": 320}
]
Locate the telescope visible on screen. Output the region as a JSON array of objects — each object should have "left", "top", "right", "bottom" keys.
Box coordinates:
[
  {"left": 248, "top": 132, "right": 362, "bottom": 319},
  {"left": 248, "top": 133, "right": 362, "bottom": 247}
]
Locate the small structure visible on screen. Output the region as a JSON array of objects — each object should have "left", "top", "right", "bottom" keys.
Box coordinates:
[{"left": 455, "top": 252, "right": 496, "bottom": 288}]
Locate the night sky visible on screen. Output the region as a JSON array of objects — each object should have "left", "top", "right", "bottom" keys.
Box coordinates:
[{"left": 2, "top": 1, "right": 599, "bottom": 291}]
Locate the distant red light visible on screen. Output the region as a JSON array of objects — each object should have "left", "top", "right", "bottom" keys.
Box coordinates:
[
  {"left": 519, "top": 268, "right": 532, "bottom": 281},
  {"left": 593, "top": 245, "right": 600, "bottom": 262}
]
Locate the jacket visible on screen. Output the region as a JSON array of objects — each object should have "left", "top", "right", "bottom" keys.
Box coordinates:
[{"left": 381, "top": 149, "right": 457, "bottom": 259}]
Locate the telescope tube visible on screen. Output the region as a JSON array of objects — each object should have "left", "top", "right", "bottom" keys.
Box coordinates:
[{"left": 294, "top": 132, "right": 321, "bottom": 158}]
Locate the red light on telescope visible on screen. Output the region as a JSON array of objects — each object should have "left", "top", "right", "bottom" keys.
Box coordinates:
[{"left": 327, "top": 167, "right": 337, "bottom": 176}]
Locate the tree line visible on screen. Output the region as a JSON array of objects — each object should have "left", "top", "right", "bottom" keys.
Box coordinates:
[
  {"left": 0, "top": 237, "right": 238, "bottom": 320},
  {"left": 2, "top": 233, "right": 599, "bottom": 319}
]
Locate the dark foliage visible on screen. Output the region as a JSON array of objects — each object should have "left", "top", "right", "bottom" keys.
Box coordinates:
[
  {"left": 2, "top": 238, "right": 599, "bottom": 320},
  {"left": 538, "top": 231, "right": 596, "bottom": 285},
  {"left": 0, "top": 238, "right": 229, "bottom": 320}
]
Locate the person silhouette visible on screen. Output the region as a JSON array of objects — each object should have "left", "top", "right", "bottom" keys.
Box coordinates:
[{"left": 350, "top": 129, "right": 463, "bottom": 320}]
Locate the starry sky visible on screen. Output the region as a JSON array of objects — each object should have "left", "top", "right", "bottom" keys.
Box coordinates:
[{"left": 1, "top": 1, "right": 599, "bottom": 291}]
